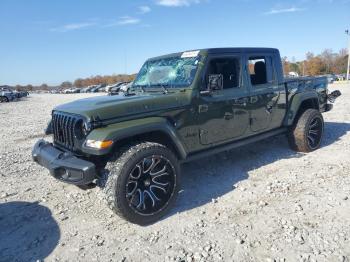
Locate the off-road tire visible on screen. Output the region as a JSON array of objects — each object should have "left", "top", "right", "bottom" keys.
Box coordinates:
[
  {"left": 99, "top": 142, "right": 180, "bottom": 225},
  {"left": 0, "top": 96, "right": 9, "bottom": 103},
  {"left": 288, "top": 109, "right": 324, "bottom": 152}
]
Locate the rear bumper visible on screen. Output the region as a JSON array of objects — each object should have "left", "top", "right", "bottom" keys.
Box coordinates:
[{"left": 32, "top": 139, "right": 97, "bottom": 185}]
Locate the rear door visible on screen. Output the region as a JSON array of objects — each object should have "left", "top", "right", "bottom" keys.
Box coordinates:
[{"left": 245, "top": 53, "right": 284, "bottom": 133}]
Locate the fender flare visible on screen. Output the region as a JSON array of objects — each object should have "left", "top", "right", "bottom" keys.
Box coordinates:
[
  {"left": 285, "top": 90, "right": 320, "bottom": 126},
  {"left": 82, "top": 117, "right": 188, "bottom": 159}
]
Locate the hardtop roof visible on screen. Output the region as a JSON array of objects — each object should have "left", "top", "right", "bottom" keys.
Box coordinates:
[
  {"left": 148, "top": 47, "right": 279, "bottom": 61},
  {"left": 206, "top": 47, "right": 279, "bottom": 54}
]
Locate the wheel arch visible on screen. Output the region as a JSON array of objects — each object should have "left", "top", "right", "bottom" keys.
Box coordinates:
[
  {"left": 285, "top": 92, "right": 320, "bottom": 126},
  {"left": 83, "top": 117, "right": 188, "bottom": 160}
]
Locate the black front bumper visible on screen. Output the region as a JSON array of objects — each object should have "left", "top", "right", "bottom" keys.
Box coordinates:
[{"left": 32, "top": 139, "right": 97, "bottom": 185}]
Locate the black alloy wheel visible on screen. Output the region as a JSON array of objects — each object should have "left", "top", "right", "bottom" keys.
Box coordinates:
[
  {"left": 306, "top": 116, "right": 323, "bottom": 150},
  {"left": 101, "top": 142, "right": 180, "bottom": 225},
  {"left": 126, "top": 155, "right": 176, "bottom": 216}
]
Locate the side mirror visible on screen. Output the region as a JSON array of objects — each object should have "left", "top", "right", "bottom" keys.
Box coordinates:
[
  {"left": 208, "top": 74, "right": 223, "bottom": 91},
  {"left": 200, "top": 74, "right": 223, "bottom": 95}
]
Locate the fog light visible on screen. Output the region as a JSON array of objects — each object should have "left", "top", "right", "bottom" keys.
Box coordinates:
[
  {"left": 86, "top": 140, "right": 113, "bottom": 149},
  {"left": 55, "top": 167, "right": 67, "bottom": 177}
]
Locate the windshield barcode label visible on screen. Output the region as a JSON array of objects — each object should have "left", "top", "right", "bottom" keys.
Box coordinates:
[{"left": 181, "top": 50, "right": 200, "bottom": 58}]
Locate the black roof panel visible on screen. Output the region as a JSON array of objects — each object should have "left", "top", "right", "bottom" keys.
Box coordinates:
[
  {"left": 206, "top": 47, "right": 279, "bottom": 54},
  {"left": 148, "top": 47, "right": 279, "bottom": 61}
]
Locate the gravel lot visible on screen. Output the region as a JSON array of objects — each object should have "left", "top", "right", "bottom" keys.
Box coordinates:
[{"left": 0, "top": 84, "right": 349, "bottom": 262}]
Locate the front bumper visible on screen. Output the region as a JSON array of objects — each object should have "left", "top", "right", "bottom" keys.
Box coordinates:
[{"left": 32, "top": 139, "right": 97, "bottom": 185}]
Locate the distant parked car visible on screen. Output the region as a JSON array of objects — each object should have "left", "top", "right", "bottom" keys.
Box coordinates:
[
  {"left": 326, "top": 74, "right": 336, "bottom": 84},
  {"left": 85, "top": 85, "right": 98, "bottom": 93},
  {"left": 107, "top": 82, "right": 129, "bottom": 96},
  {"left": 89, "top": 84, "right": 106, "bottom": 93},
  {"left": 17, "top": 91, "right": 29, "bottom": 97},
  {"left": 119, "top": 82, "right": 133, "bottom": 93},
  {"left": 96, "top": 85, "right": 107, "bottom": 92},
  {"left": 105, "top": 82, "right": 125, "bottom": 93},
  {"left": 335, "top": 74, "right": 346, "bottom": 81},
  {"left": 90, "top": 85, "right": 101, "bottom": 92},
  {"left": 63, "top": 88, "right": 81, "bottom": 94},
  {"left": 0, "top": 88, "right": 15, "bottom": 102},
  {"left": 288, "top": 72, "right": 299, "bottom": 78},
  {"left": 63, "top": 89, "right": 72, "bottom": 94},
  {"left": 80, "top": 87, "right": 89, "bottom": 93}
]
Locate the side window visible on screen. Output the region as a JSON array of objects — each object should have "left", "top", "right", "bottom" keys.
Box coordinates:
[
  {"left": 248, "top": 56, "right": 275, "bottom": 87},
  {"left": 206, "top": 57, "right": 241, "bottom": 89}
]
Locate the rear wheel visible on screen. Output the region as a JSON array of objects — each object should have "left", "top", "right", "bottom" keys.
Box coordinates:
[
  {"left": 99, "top": 142, "right": 180, "bottom": 225},
  {"left": 0, "top": 96, "right": 9, "bottom": 103},
  {"left": 288, "top": 109, "right": 324, "bottom": 152}
]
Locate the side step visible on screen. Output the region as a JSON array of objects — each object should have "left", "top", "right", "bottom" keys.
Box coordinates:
[{"left": 182, "top": 128, "right": 287, "bottom": 163}]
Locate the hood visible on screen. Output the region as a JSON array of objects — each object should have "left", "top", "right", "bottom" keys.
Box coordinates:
[{"left": 54, "top": 91, "right": 191, "bottom": 122}]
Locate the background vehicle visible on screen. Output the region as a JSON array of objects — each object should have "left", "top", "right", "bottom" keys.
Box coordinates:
[
  {"left": 32, "top": 48, "right": 341, "bottom": 225},
  {"left": 89, "top": 85, "right": 102, "bottom": 93},
  {"left": 108, "top": 82, "right": 130, "bottom": 96},
  {"left": 66, "top": 88, "right": 81, "bottom": 94},
  {"left": 326, "top": 74, "right": 336, "bottom": 83},
  {"left": 335, "top": 74, "right": 346, "bottom": 81},
  {"left": 106, "top": 82, "right": 127, "bottom": 95},
  {"left": 119, "top": 82, "right": 132, "bottom": 93},
  {"left": 105, "top": 83, "right": 121, "bottom": 93},
  {"left": 80, "top": 87, "right": 90, "bottom": 93},
  {"left": 81, "top": 85, "right": 97, "bottom": 93},
  {"left": 0, "top": 87, "right": 15, "bottom": 102}
]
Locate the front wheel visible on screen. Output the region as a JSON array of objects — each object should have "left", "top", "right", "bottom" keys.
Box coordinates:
[
  {"left": 288, "top": 109, "right": 324, "bottom": 152},
  {"left": 100, "top": 142, "right": 180, "bottom": 225}
]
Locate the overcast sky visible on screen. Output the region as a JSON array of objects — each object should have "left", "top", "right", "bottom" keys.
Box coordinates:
[{"left": 0, "top": 0, "right": 349, "bottom": 85}]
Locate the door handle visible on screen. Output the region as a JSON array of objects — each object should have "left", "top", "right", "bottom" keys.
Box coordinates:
[
  {"left": 224, "top": 112, "right": 234, "bottom": 120},
  {"left": 233, "top": 98, "right": 247, "bottom": 106}
]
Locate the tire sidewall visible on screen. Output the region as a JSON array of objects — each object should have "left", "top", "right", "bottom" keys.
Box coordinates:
[
  {"left": 288, "top": 109, "right": 325, "bottom": 153},
  {"left": 304, "top": 110, "right": 324, "bottom": 151},
  {"left": 110, "top": 144, "right": 180, "bottom": 225}
]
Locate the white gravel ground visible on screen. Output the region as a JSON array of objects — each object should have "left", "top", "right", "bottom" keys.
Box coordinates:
[{"left": 0, "top": 84, "right": 349, "bottom": 262}]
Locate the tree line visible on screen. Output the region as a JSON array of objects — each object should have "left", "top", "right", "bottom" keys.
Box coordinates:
[
  {"left": 282, "top": 48, "right": 348, "bottom": 76},
  {"left": 14, "top": 74, "right": 136, "bottom": 91}
]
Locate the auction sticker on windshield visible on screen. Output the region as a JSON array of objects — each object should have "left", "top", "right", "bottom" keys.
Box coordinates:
[{"left": 181, "top": 50, "right": 200, "bottom": 58}]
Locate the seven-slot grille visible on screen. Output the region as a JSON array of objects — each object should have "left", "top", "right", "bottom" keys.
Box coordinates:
[{"left": 52, "top": 111, "right": 81, "bottom": 150}]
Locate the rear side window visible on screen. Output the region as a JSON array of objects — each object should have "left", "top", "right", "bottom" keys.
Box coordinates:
[
  {"left": 248, "top": 56, "right": 275, "bottom": 86},
  {"left": 206, "top": 57, "right": 241, "bottom": 89}
]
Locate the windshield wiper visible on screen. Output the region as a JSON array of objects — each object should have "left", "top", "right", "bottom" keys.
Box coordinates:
[
  {"left": 151, "top": 84, "right": 171, "bottom": 94},
  {"left": 131, "top": 83, "right": 173, "bottom": 94}
]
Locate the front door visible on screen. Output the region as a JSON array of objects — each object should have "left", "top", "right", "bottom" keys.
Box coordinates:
[{"left": 197, "top": 55, "right": 250, "bottom": 145}]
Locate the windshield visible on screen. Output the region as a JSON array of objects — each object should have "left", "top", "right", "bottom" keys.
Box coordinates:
[{"left": 132, "top": 55, "right": 200, "bottom": 89}]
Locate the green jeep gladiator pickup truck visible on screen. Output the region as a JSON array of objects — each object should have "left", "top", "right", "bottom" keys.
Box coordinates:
[{"left": 32, "top": 48, "right": 341, "bottom": 225}]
